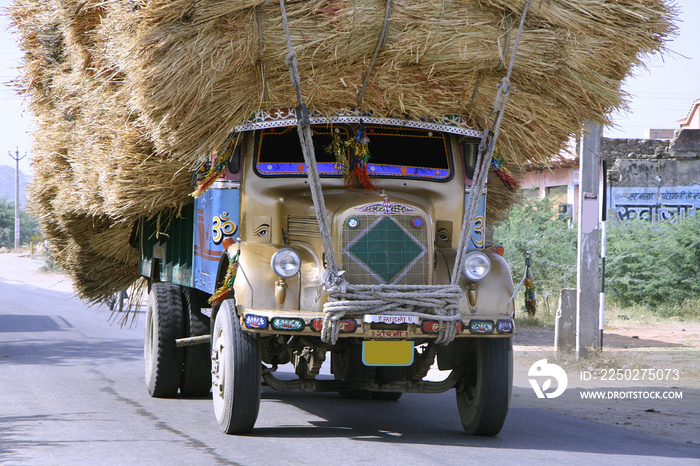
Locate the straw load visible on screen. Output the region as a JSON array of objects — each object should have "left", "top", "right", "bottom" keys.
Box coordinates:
[{"left": 8, "top": 0, "right": 676, "bottom": 301}]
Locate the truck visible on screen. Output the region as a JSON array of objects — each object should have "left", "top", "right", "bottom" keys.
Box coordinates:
[{"left": 139, "top": 108, "right": 515, "bottom": 436}]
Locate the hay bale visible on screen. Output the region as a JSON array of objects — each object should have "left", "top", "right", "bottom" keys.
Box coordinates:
[
  {"left": 9, "top": 0, "right": 677, "bottom": 301},
  {"left": 109, "top": 0, "right": 675, "bottom": 162}
]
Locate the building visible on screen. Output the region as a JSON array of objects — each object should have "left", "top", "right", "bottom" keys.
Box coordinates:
[
  {"left": 520, "top": 99, "right": 700, "bottom": 223},
  {"left": 678, "top": 98, "right": 700, "bottom": 130}
]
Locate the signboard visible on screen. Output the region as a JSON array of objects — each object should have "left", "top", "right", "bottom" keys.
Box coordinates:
[
  {"left": 581, "top": 193, "right": 599, "bottom": 234},
  {"left": 611, "top": 186, "right": 700, "bottom": 222}
]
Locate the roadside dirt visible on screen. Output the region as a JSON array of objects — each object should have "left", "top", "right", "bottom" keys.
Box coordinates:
[
  {"left": 512, "top": 324, "right": 700, "bottom": 446},
  {"left": 2, "top": 252, "right": 698, "bottom": 445}
]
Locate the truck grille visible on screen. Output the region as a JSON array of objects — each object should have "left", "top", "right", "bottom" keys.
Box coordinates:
[
  {"left": 287, "top": 215, "right": 321, "bottom": 239},
  {"left": 341, "top": 215, "right": 429, "bottom": 285}
]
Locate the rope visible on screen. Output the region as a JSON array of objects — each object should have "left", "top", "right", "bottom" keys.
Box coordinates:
[
  {"left": 279, "top": 0, "right": 343, "bottom": 286},
  {"left": 321, "top": 285, "right": 463, "bottom": 345},
  {"left": 356, "top": 0, "right": 393, "bottom": 104},
  {"left": 452, "top": 0, "right": 533, "bottom": 287},
  {"left": 256, "top": 2, "right": 270, "bottom": 101},
  {"left": 278, "top": 0, "right": 533, "bottom": 346}
]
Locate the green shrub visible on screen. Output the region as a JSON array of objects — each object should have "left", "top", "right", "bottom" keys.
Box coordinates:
[
  {"left": 0, "top": 198, "right": 41, "bottom": 248},
  {"left": 495, "top": 195, "right": 700, "bottom": 316},
  {"left": 494, "top": 196, "right": 577, "bottom": 312},
  {"left": 606, "top": 214, "right": 700, "bottom": 309}
]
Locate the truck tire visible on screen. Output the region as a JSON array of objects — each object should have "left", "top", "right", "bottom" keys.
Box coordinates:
[
  {"left": 455, "top": 338, "right": 512, "bottom": 436},
  {"left": 180, "top": 287, "right": 212, "bottom": 397},
  {"left": 145, "top": 282, "right": 185, "bottom": 398},
  {"left": 211, "top": 298, "right": 261, "bottom": 434}
]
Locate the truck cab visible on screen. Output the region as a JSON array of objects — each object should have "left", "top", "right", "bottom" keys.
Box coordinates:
[{"left": 140, "top": 110, "right": 515, "bottom": 436}]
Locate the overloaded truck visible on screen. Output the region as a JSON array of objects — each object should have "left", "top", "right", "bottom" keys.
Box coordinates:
[
  {"left": 139, "top": 108, "right": 515, "bottom": 436},
  {"left": 9, "top": 0, "right": 672, "bottom": 440}
]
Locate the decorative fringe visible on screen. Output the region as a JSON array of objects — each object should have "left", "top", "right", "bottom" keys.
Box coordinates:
[
  {"left": 524, "top": 250, "right": 536, "bottom": 316},
  {"left": 491, "top": 155, "right": 520, "bottom": 191},
  {"left": 208, "top": 251, "right": 239, "bottom": 306},
  {"left": 324, "top": 122, "right": 377, "bottom": 190},
  {"left": 348, "top": 123, "right": 377, "bottom": 190},
  {"left": 347, "top": 164, "right": 377, "bottom": 190},
  {"left": 349, "top": 123, "right": 371, "bottom": 162},
  {"left": 326, "top": 131, "right": 350, "bottom": 178},
  {"left": 192, "top": 134, "right": 240, "bottom": 198}
]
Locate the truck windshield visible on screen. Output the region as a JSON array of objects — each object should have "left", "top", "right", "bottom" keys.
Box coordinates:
[{"left": 255, "top": 124, "right": 452, "bottom": 181}]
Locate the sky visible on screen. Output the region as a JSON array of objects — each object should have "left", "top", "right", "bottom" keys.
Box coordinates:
[{"left": 0, "top": 0, "right": 698, "bottom": 175}]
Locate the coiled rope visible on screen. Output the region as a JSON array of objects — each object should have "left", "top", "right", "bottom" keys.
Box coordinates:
[{"left": 278, "top": 0, "right": 532, "bottom": 345}]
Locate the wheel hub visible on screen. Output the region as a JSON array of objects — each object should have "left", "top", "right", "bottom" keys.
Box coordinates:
[{"left": 212, "top": 334, "right": 225, "bottom": 398}]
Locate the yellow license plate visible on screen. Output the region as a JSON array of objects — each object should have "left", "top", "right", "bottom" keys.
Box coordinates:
[{"left": 362, "top": 340, "right": 414, "bottom": 366}]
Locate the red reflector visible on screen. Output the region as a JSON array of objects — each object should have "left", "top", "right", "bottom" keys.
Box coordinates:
[
  {"left": 310, "top": 318, "right": 323, "bottom": 332},
  {"left": 492, "top": 245, "right": 505, "bottom": 256}
]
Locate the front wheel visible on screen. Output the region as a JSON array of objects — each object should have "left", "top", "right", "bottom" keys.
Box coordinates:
[
  {"left": 211, "top": 299, "right": 261, "bottom": 434},
  {"left": 455, "top": 338, "right": 512, "bottom": 436}
]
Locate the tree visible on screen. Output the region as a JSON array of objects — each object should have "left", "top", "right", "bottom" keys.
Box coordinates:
[
  {"left": 494, "top": 196, "right": 577, "bottom": 311},
  {"left": 495, "top": 195, "right": 700, "bottom": 313},
  {"left": 0, "top": 198, "right": 41, "bottom": 249},
  {"left": 605, "top": 214, "right": 700, "bottom": 307}
]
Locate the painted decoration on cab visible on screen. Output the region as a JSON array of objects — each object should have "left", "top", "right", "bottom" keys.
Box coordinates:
[
  {"left": 472, "top": 215, "right": 485, "bottom": 247},
  {"left": 212, "top": 211, "right": 238, "bottom": 245},
  {"left": 356, "top": 197, "right": 416, "bottom": 215}
]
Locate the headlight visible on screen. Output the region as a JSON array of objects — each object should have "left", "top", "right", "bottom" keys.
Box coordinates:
[
  {"left": 463, "top": 251, "right": 491, "bottom": 281},
  {"left": 271, "top": 248, "right": 301, "bottom": 278}
]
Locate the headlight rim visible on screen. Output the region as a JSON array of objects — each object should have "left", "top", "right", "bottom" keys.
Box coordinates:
[
  {"left": 270, "top": 247, "right": 302, "bottom": 279},
  {"left": 462, "top": 250, "right": 491, "bottom": 281}
]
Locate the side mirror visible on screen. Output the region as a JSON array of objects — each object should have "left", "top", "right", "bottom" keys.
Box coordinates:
[
  {"left": 460, "top": 141, "right": 478, "bottom": 181},
  {"left": 226, "top": 144, "right": 241, "bottom": 174}
]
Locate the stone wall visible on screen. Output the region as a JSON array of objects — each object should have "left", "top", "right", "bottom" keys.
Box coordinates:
[
  {"left": 603, "top": 129, "right": 700, "bottom": 222},
  {"left": 602, "top": 128, "right": 700, "bottom": 160},
  {"left": 602, "top": 137, "right": 668, "bottom": 159}
]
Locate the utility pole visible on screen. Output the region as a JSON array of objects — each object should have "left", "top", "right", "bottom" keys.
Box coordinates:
[
  {"left": 9, "top": 148, "right": 27, "bottom": 251},
  {"left": 576, "top": 122, "right": 601, "bottom": 359}
]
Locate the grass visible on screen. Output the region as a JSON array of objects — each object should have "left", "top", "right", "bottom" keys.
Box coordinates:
[
  {"left": 606, "top": 299, "right": 700, "bottom": 326},
  {"left": 513, "top": 294, "right": 700, "bottom": 331}
]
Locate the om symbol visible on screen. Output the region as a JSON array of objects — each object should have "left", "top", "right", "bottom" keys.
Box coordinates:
[
  {"left": 472, "top": 216, "right": 485, "bottom": 247},
  {"left": 212, "top": 211, "right": 237, "bottom": 245}
]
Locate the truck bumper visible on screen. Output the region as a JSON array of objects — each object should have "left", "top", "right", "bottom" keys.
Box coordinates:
[{"left": 238, "top": 308, "right": 514, "bottom": 339}]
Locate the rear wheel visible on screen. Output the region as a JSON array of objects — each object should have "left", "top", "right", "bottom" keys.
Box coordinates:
[
  {"left": 211, "top": 299, "right": 261, "bottom": 434},
  {"left": 144, "top": 283, "right": 184, "bottom": 397},
  {"left": 180, "top": 288, "right": 212, "bottom": 397},
  {"left": 455, "top": 338, "right": 512, "bottom": 436}
]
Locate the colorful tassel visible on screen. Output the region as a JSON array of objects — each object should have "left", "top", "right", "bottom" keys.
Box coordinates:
[
  {"left": 324, "top": 122, "right": 377, "bottom": 190},
  {"left": 192, "top": 134, "right": 240, "bottom": 198},
  {"left": 348, "top": 123, "right": 377, "bottom": 190},
  {"left": 491, "top": 155, "right": 520, "bottom": 191},
  {"left": 347, "top": 164, "right": 377, "bottom": 190},
  {"left": 208, "top": 251, "right": 239, "bottom": 306},
  {"left": 326, "top": 131, "right": 350, "bottom": 179},
  {"left": 524, "top": 250, "right": 536, "bottom": 316}
]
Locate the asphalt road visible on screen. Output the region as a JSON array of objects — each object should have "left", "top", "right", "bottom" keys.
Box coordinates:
[{"left": 1, "top": 279, "right": 699, "bottom": 465}]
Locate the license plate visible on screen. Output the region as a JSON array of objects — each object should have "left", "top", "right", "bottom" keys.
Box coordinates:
[
  {"left": 363, "top": 315, "right": 419, "bottom": 325},
  {"left": 362, "top": 340, "right": 414, "bottom": 366},
  {"left": 367, "top": 329, "right": 409, "bottom": 339}
]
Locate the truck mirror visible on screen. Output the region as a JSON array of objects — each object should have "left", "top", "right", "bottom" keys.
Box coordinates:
[
  {"left": 226, "top": 145, "right": 241, "bottom": 174},
  {"left": 460, "top": 140, "right": 478, "bottom": 181}
]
